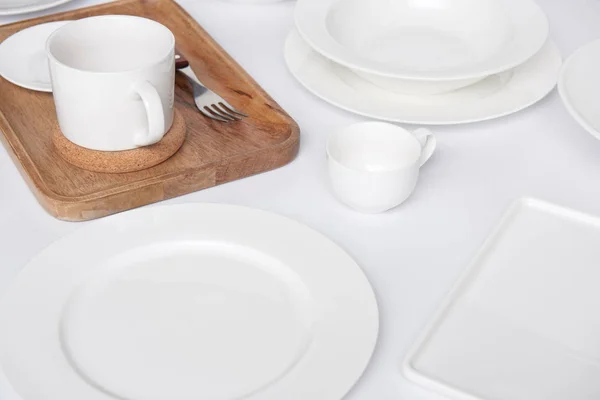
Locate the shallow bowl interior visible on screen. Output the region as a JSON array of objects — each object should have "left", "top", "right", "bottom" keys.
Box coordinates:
[{"left": 326, "top": 0, "right": 509, "bottom": 72}]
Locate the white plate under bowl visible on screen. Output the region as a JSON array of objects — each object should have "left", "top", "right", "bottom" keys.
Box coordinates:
[
  {"left": 0, "top": 0, "right": 75, "bottom": 16},
  {"left": 294, "top": 0, "right": 549, "bottom": 82},
  {"left": 285, "top": 30, "right": 561, "bottom": 125},
  {"left": 558, "top": 38, "right": 600, "bottom": 141},
  {"left": 403, "top": 198, "right": 600, "bottom": 400},
  {"left": 0, "top": 21, "right": 71, "bottom": 92},
  {"left": 0, "top": 203, "right": 379, "bottom": 400}
]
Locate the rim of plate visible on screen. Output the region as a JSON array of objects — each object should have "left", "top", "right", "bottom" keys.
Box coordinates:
[
  {"left": 0, "top": 21, "right": 71, "bottom": 92},
  {"left": 0, "top": 71, "right": 52, "bottom": 92},
  {"left": 557, "top": 38, "right": 600, "bottom": 141},
  {"left": 284, "top": 30, "right": 562, "bottom": 125},
  {"left": 0, "top": 203, "right": 379, "bottom": 400},
  {"left": 294, "top": 0, "right": 549, "bottom": 81},
  {"left": 0, "top": 0, "right": 75, "bottom": 15}
]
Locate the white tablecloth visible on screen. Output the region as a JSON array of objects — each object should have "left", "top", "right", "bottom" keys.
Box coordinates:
[{"left": 1, "top": 0, "right": 600, "bottom": 399}]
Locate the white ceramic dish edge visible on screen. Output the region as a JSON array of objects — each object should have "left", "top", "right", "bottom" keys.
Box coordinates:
[
  {"left": 557, "top": 38, "right": 600, "bottom": 141},
  {"left": 0, "top": 21, "right": 72, "bottom": 92},
  {"left": 284, "top": 30, "right": 562, "bottom": 125},
  {"left": 400, "top": 197, "right": 599, "bottom": 400},
  {"left": 0, "top": 0, "right": 75, "bottom": 16}
]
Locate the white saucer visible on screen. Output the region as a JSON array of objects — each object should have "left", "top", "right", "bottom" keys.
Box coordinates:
[
  {"left": 558, "top": 38, "right": 600, "bottom": 141},
  {"left": 0, "top": 0, "right": 75, "bottom": 16},
  {"left": 0, "top": 21, "right": 70, "bottom": 92},
  {"left": 0, "top": 203, "right": 378, "bottom": 400},
  {"left": 285, "top": 29, "right": 562, "bottom": 125}
]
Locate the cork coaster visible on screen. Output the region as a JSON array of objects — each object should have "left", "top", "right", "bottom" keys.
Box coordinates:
[{"left": 53, "top": 110, "right": 186, "bottom": 174}]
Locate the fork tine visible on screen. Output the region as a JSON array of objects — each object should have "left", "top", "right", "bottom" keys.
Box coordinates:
[
  {"left": 220, "top": 101, "right": 248, "bottom": 118},
  {"left": 208, "top": 105, "right": 237, "bottom": 122},
  {"left": 204, "top": 106, "right": 234, "bottom": 122},
  {"left": 200, "top": 106, "right": 229, "bottom": 123},
  {"left": 212, "top": 104, "right": 242, "bottom": 121}
]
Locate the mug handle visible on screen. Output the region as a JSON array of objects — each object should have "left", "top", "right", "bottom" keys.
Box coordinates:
[
  {"left": 132, "top": 81, "right": 165, "bottom": 147},
  {"left": 413, "top": 128, "right": 436, "bottom": 167}
]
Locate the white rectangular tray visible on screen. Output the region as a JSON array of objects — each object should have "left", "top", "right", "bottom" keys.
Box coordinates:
[{"left": 403, "top": 198, "right": 600, "bottom": 400}]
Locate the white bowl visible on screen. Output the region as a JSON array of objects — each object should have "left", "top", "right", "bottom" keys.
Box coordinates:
[
  {"left": 285, "top": 29, "right": 563, "bottom": 125},
  {"left": 295, "top": 0, "right": 549, "bottom": 94}
]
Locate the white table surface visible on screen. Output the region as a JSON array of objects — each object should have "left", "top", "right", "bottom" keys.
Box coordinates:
[{"left": 1, "top": 0, "right": 600, "bottom": 399}]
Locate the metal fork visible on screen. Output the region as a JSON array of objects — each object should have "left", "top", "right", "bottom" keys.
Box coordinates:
[{"left": 175, "top": 54, "right": 248, "bottom": 122}]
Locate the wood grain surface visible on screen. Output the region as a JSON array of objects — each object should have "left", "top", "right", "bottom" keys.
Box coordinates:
[{"left": 0, "top": 0, "right": 300, "bottom": 221}]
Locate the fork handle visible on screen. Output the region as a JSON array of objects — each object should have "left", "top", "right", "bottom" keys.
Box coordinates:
[{"left": 175, "top": 53, "right": 189, "bottom": 70}]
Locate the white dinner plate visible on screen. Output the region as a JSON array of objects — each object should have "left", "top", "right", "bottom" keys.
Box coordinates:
[
  {"left": 0, "top": 204, "right": 379, "bottom": 400},
  {"left": 404, "top": 198, "right": 600, "bottom": 400},
  {"left": 294, "top": 0, "right": 549, "bottom": 81},
  {"left": 0, "top": 0, "right": 75, "bottom": 16},
  {"left": 285, "top": 30, "right": 562, "bottom": 125},
  {"left": 0, "top": 21, "right": 70, "bottom": 92},
  {"left": 558, "top": 38, "right": 600, "bottom": 141}
]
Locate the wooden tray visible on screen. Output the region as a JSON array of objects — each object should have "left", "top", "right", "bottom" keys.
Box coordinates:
[{"left": 0, "top": 0, "right": 299, "bottom": 221}]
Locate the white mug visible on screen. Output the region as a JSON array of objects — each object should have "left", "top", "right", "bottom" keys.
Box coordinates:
[
  {"left": 327, "top": 122, "right": 436, "bottom": 213},
  {"left": 46, "top": 15, "right": 175, "bottom": 151}
]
